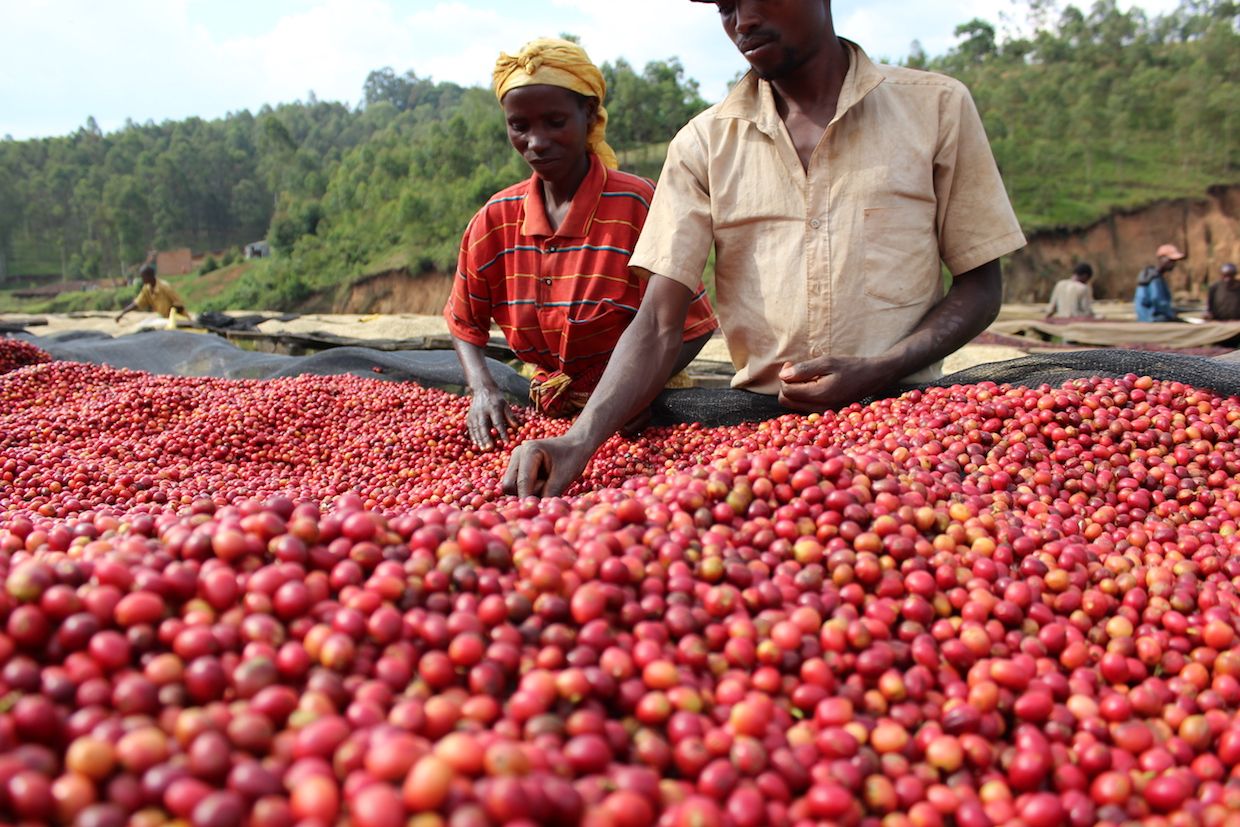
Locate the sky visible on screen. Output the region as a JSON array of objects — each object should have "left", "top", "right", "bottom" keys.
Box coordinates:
[{"left": 1, "top": 0, "right": 1182, "bottom": 141}]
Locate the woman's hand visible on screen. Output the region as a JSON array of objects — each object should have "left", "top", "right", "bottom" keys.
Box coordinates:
[{"left": 467, "top": 388, "right": 517, "bottom": 450}]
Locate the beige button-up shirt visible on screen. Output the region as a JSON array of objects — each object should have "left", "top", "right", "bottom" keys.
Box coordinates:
[
  {"left": 1045, "top": 279, "right": 1095, "bottom": 318},
  {"left": 630, "top": 42, "right": 1026, "bottom": 393}
]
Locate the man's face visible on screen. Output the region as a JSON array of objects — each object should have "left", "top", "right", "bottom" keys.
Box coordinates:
[
  {"left": 1223, "top": 267, "right": 1237, "bottom": 282},
  {"left": 713, "top": 0, "right": 831, "bottom": 81},
  {"left": 1158, "top": 256, "right": 1177, "bottom": 273}
]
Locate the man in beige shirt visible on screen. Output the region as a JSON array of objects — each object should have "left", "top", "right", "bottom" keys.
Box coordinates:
[
  {"left": 1045, "top": 263, "right": 1098, "bottom": 319},
  {"left": 504, "top": 0, "right": 1026, "bottom": 496}
]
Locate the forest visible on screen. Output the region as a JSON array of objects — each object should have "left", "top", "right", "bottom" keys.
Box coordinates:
[{"left": 0, "top": 0, "right": 1236, "bottom": 313}]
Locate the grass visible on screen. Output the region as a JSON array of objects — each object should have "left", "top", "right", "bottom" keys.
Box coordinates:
[
  {"left": 997, "top": 139, "right": 1236, "bottom": 231},
  {"left": 173, "top": 262, "right": 253, "bottom": 306},
  {"left": 0, "top": 263, "right": 254, "bottom": 315},
  {"left": 617, "top": 141, "right": 670, "bottom": 181},
  {"left": 0, "top": 286, "right": 123, "bottom": 315}
]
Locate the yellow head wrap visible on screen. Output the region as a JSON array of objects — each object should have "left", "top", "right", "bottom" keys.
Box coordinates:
[{"left": 492, "top": 37, "right": 619, "bottom": 170}]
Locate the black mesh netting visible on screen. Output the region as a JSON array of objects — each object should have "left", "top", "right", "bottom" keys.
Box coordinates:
[
  {"left": 14, "top": 330, "right": 1240, "bottom": 428},
  {"left": 922, "top": 348, "right": 1240, "bottom": 395}
]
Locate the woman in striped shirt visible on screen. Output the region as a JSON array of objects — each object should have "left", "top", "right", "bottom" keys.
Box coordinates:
[{"left": 444, "top": 37, "right": 717, "bottom": 450}]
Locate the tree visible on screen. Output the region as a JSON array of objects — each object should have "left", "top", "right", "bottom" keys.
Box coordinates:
[
  {"left": 363, "top": 67, "right": 413, "bottom": 110},
  {"left": 954, "top": 19, "right": 998, "bottom": 64},
  {"left": 601, "top": 57, "right": 707, "bottom": 150},
  {"left": 0, "top": 165, "right": 18, "bottom": 282},
  {"left": 103, "top": 174, "right": 149, "bottom": 273},
  {"left": 906, "top": 40, "right": 928, "bottom": 69}
]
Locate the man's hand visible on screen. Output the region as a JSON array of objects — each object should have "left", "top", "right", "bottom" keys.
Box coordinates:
[
  {"left": 467, "top": 388, "right": 517, "bottom": 450},
  {"left": 498, "top": 274, "right": 698, "bottom": 497},
  {"left": 502, "top": 435, "right": 596, "bottom": 498},
  {"left": 619, "top": 406, "right": 651, "bottom": 437},
  {"left": 777, "top": 354, "right": 895, "bottom": 412}
]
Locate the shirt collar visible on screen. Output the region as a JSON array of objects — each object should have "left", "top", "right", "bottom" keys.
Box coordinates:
[
  {"left": 521, "top": 152, "right": 606, "bottom": 239},
  {"left": 715, "top": 39, "right": 885, "bottom": 138}
]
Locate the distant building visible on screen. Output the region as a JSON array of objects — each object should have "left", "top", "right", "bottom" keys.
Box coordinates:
[
  {"left": 13, "top": 280, "right": 100, "bottom": 299},
  {"left": 156, "top": 248, "right": 194, "bottom": 276},
  {"left": 244, "top": 241, "right": 270, "bottom": 260}
]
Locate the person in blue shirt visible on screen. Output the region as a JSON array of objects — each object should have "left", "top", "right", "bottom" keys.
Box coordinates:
[{"left": 1134, "top": 244, "right": 1184, "bottom": 322}]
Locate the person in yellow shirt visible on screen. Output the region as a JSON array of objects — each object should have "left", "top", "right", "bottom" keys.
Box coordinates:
[{"left": 115, "top": 264, "right": 187, "bottom": 324}]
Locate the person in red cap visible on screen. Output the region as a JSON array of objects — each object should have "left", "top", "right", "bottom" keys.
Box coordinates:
[{"left": 1134, "top": 243, "right": 1185, "bottom": 322}]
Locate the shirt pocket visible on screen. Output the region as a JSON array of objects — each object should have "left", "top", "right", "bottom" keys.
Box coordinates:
[
  {"left": 861, "top": 205, "right": 940, "bottom": 308},
  {"left": 566, "top": 296, "right": 639, "bottom": 326}
]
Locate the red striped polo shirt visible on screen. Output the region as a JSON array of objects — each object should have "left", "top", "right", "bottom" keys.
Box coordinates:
[{"left": 445, "top": 153, "right": 717, "bottom": 398}]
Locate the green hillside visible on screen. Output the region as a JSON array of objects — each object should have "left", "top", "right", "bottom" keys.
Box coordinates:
[
  {"left": 0, "top": 1, "right": 1235, "bottom": 314},
  {"left": 930, "top": 1, "right": 1239, "bottom": 229}
]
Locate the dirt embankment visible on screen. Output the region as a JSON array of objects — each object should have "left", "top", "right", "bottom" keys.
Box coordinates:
[
  {"left": 335, "top": 269, "right": 455, "bottom": 315},
  {"left": 1005, "top": 184, "right": 1240, "bottom": 303}
]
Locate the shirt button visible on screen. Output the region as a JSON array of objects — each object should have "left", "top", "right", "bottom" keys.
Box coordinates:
[
  {"left": 809, "top": 219, "right": 821, "bottom": 229},
  {"left": 543, "top": 278, "right": 552, "bottom": 286},
  {"left": 547, "top": 245, "right": 558, "bottom": 252}
]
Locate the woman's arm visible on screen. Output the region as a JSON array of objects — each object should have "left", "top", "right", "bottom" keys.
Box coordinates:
[{"left": 453, "top": 336, "right": 517, "bottom": 450}]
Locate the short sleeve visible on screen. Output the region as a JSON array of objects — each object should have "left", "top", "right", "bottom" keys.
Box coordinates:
[
  {"left": 628, "top": 123, "right": 716, "bottom": 291},
  {"left": 934, "top": 83, "right": 1026, "bottom": 276},
  {"left": 134, "top": 285, "right": 154, "bottom": 311},
  {"left": 163, "top": 284, "right": 185, "bottom": 308},
  {"left": 443, "top": 210, "right": 494, "bottom": 348}
]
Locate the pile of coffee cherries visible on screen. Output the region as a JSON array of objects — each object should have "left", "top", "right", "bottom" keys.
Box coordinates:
[
  {"left": 1, "top": 346, "right": 1238, "bottom": 827},
  {"left": 0, "top": 339, "right": 50, "bottom": 376}
]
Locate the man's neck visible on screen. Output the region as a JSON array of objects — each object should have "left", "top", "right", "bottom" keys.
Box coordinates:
[{"left": 769, "top": 34, "right": 850, "bottom": 125}]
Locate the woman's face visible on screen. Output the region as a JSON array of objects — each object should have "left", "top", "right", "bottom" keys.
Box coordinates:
[{"left": 502, "top": 84, "right": 596, "bottom": 191}]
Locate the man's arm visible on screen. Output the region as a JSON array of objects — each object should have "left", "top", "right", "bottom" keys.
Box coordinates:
[
  {"left": 115, "top": 298, "right": 139, "bottom": 322},
  {"left": 502, "top": 275, "right": 695, "bottom": 497},
  {"left": 1154, "top": 277, "right": 1176, "bottom": 320},
  {"left": 779, "top": 259, "right": 1003, "bottom": 411},
  {"left": 453, "top": 336, "right": 517, "bottom": 450},
  {"left": 1044, "top": 281, "right": 1061, "bottom": 319}
]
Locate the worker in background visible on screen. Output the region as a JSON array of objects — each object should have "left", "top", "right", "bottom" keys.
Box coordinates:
[
  {"left": 115, "top": 262, "right": 188, "bottom": 326},
  {"left": 1134, "top": 243, "right": 1183, "bottom": 322},
  {"left": 1045, "top": 262, "right": 1098, "bottom": 320},
  {"left": 1205, "top": 262, "right": 1240, "bottom": 321}
]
